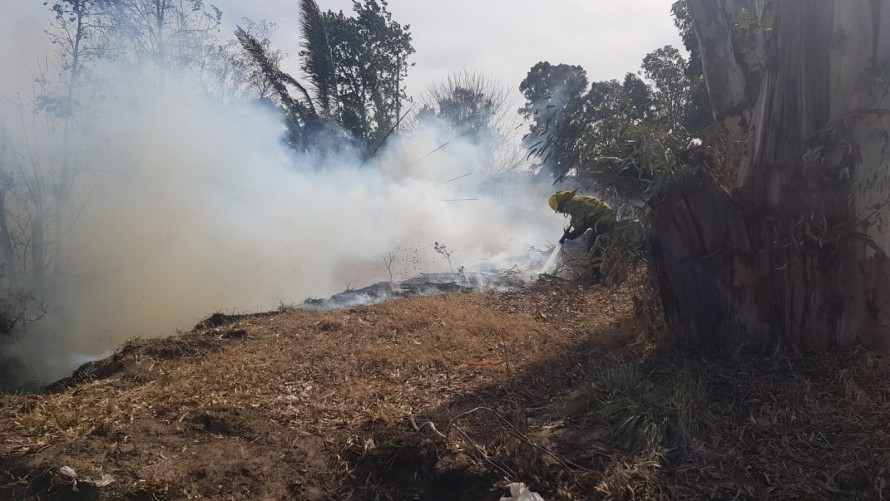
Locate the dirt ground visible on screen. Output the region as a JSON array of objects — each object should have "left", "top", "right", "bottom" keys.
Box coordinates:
[{"left": 1, "top": 278, "right": 889, "bottom": 500}]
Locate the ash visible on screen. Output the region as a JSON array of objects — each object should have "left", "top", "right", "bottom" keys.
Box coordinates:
[{"left": 302, "top": 271, "right": 527, "bottom": 310}]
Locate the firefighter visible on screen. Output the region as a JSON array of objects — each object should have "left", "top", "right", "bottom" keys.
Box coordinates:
[{"left": 549, "top": 190, "right": 615, "bottom": 249}]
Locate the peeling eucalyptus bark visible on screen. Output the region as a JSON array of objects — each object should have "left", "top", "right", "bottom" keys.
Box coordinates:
[
  {"left": 686, "top": 0, "right": 766, "bottom": 139},
  {"left": 654, "top": 0, "right": 890, "bottom": 351}
]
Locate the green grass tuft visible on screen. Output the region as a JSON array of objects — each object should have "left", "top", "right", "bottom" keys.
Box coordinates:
[{"left": 559, "top": 355, "right": 713, "bottom": 460}]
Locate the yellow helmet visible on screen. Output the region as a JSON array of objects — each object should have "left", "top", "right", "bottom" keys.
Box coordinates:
[{"left": 548, "top": 190, "right": 576, "bottom": 211}]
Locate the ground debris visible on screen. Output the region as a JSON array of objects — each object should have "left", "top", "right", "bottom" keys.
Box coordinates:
[{"left": 1, "top": 276, "right": 888, "bottom": 500}]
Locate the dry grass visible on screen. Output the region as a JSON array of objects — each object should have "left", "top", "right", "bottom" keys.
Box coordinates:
[
  {"left": 1, "top": 276, "right": 889, "bottom": 500},
  {"left": 0, "top": 280, "right": 631, "bottom": 499}
]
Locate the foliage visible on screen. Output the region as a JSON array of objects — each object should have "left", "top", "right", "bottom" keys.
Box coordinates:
[
  {"left": 664, "top": 369, "right": 714, "bottom": 446},
  {"left": 519, "top": 8, "right": 715, "bottom": 280},
  {"left": 323, "top": 0, "right": 414, "bottom": 152},
  {"left": 39, "top": 0, "right": 116, "bottom": 116},
  {"left": 520, "top": 31, "right": 712, "bottom": 195},
  {"left": 598, "top": 219, "right": 647, "bottom": 285},
  {"left": 519, "top": 62, "right": 589, "bottom": 179},
  {"left": 670, "top": 0, "right": 711, "bottom": 132},
  {"left": 585, "top": 52, "right": 706, "bottom": 199},
  {"left": 237, "top": 0, "right": 413, "bottom": 156},
  {"left": 671, "top": 0, "right": 701, "bottom": 75},
  {"left": 422, "top": 87, "right": 496, "bottom": 136},
  {"left": 641, "top": 45, "right": 702, "bottom": 131},
  {"left": 299, "top": 0, "right": 336, "bottom": 116},
  {"left": 235, "top": 26, "right": 322, "bottom": 152},
  {"left": 559, "top": 355, "right": 713, "bottom": 460},
  {"left": 416, "top": 71, "right": 525, "bottom": 173},
  {"left": 418, "top": 71, "right": 510, "bottom": 139},
  {"left": 111, "top": 0, "right": 223, "bottom": 88},
  {"left": 0, "top": 128, "right": 48, "bottom": 337},
  {"left": 560, "top": 354, "right": 666, "bottom": 459},
  {"left": 204, "top": 19, "right": 287, "bottom": 101}
]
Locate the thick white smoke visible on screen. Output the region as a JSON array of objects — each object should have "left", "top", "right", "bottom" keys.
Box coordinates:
[
  {"left": 0, "top": 1, "right": 570, "bottom": 387},
  {"left": 1, "top": 82, "right": 560, "bottom": 384},
  {"left": 0, "top": 1, "right": 52, "bottom": 96}
]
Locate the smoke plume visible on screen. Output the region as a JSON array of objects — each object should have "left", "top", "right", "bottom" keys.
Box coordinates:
[
  {"left": 0, "top": 78, "right": 560, "bottom": 387},
  {"left": 0, "top": 2, "right": 568, "bottom": 389}
]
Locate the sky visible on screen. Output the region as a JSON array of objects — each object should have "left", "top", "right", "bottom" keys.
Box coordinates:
[
  {"left": 1, "top": 0, "right": 683, "bottom": 103},
  {"left": 218, "top": 0, "right": 683, "bottom": 101}
]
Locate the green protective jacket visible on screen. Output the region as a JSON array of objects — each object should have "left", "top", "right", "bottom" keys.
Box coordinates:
[{"left": 561, "top": 195, "right": 614, "bottom": 235}]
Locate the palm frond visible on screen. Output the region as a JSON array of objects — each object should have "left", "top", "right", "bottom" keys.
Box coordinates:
[
  {"left": 299, "top": 0, "right": 336, "bottom": 116},
  {"left": 235, "top": 26, "right": 316, "bottom": 120}
]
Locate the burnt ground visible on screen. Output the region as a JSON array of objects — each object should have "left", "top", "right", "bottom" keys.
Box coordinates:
[{"left": 1, "top": 277, "right": 890, "bottom": 500}]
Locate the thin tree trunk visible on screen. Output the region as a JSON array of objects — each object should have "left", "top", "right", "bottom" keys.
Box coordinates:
[
  {"left": 0, "top": 193, "right": 18, "bottom": 284},
  {"left": 31, "top": 209, "right": 46, "bottom": 291},
  {"left": 155, "top": 0, "right": 167, "bottom": 92},
  {"left": 54, "top": 0, "right": 85, "bottom": 286}
]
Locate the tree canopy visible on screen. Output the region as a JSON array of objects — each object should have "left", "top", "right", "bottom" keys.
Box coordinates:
[
  {"left": 519, "top": 39, "right": 711, "bottom": 198},
  {"left": 237, "top": 0, "right": 414, "bottom": 157}
]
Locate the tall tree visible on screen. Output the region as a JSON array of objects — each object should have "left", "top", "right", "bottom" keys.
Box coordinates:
[
  {"left": 0, "top": 128, "right": 16, "bottom": 284},
  {"left": 34, "top": 0, "right": 118, "bottom": 289},
  {"left": 113, "top": 0, "right": 222, "bottom": 90},
  {"left": 652, "top": 0, "right": 890, "bottom": 351},
  {"left": 299, "top": 0, "right": 336, "bottom": 116},
  {"left": 235, "top": 26, "right": 319, "bottom": 152},
  {"left": 324, "top": 0, "right": 413, "bottom": 151},
  {"left": 417, "top": 71, "right": 522, "bottom": 173},
  {"left": 572, "top": 75, "right": 667, "bottom": 200},
  {"left": 519, "top": 62, "right": 589, "bottom": 180},
  {"left": 40, "top": 0, "right": 114, "bottom": 116},
  {"left": 671, "top": 0, "right": 702, "bottom": 75},
  {"left": 199, "top": 18, "right": 287, "bottom": 101},
  {"left": 641, "top": 46, "right": 694, "bottom": 130},
  {"left": 418, "top": 70, "right": 510, "bottom": 139},
  {"left": 669, "top": 2, "right": 712, "bottom": 134},
  {"left": 236, "top": 0, "right": 412, "bottom": 156}
]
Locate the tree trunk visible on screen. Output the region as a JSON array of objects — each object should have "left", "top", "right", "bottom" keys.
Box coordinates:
[
  {"left": 0, "top": 192, "right": 18, "bottom": 284},
  {"left": 654, "top": 0, "right": 890, "bottom": 351}
]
